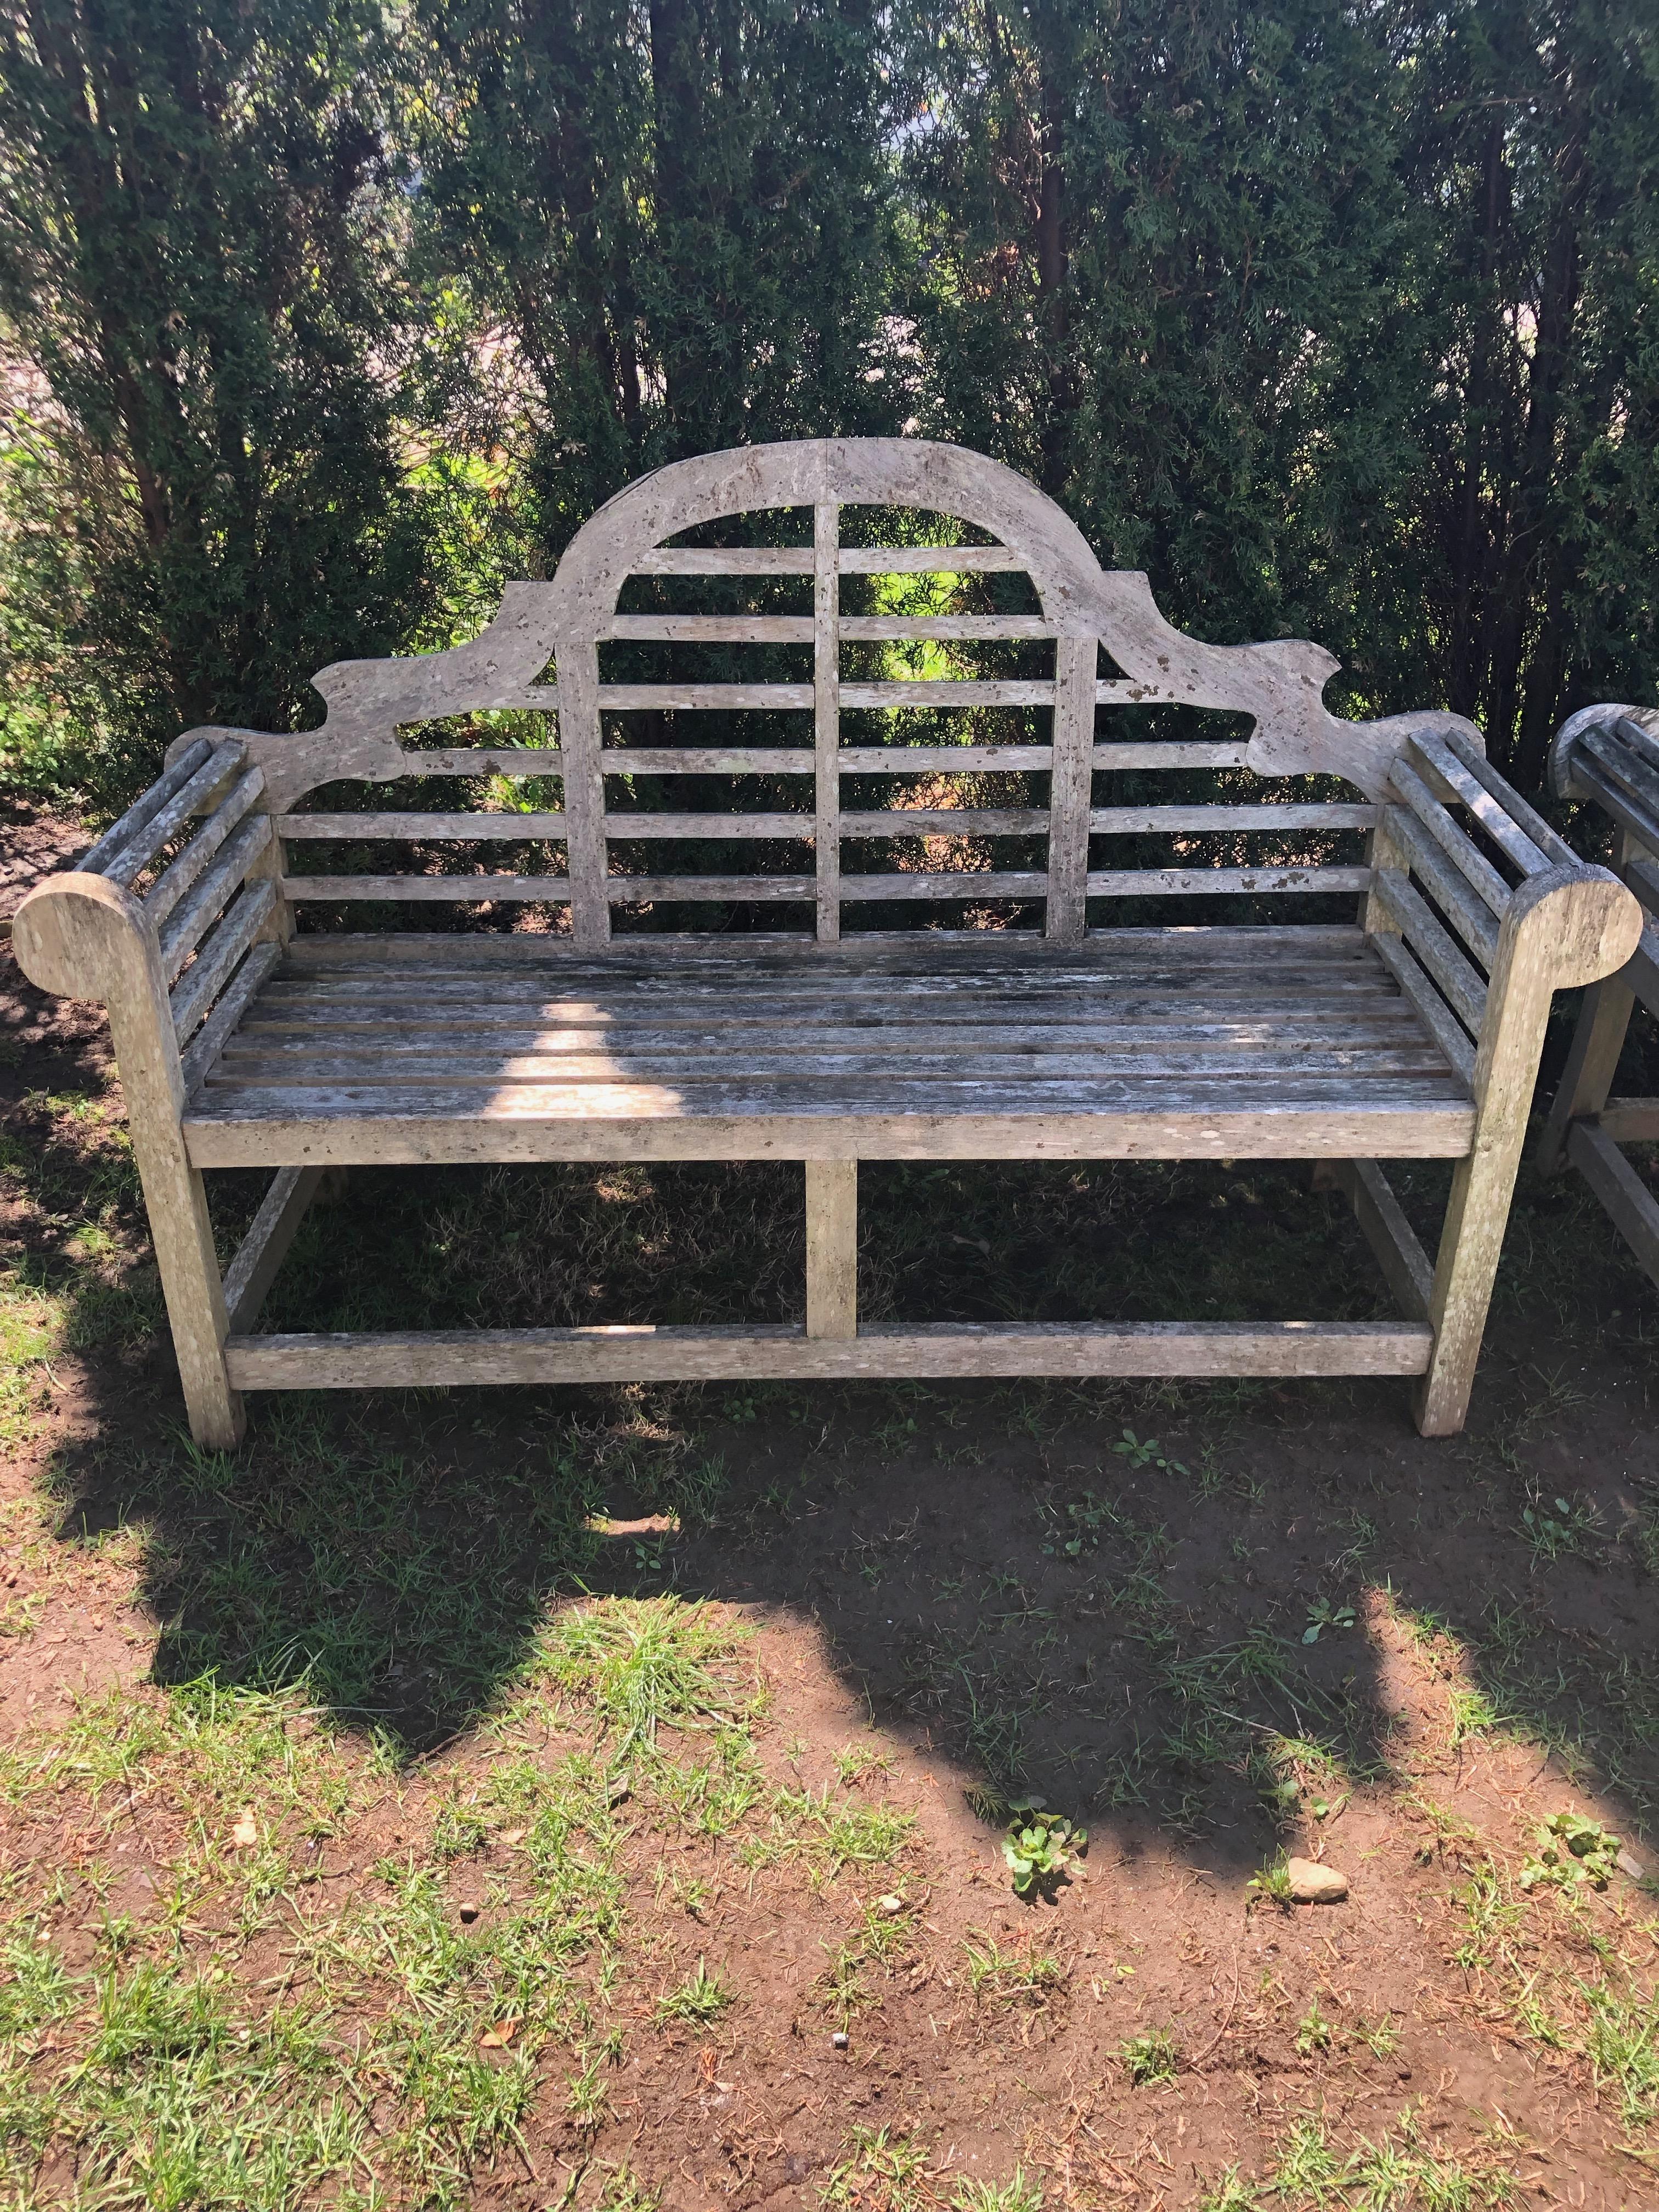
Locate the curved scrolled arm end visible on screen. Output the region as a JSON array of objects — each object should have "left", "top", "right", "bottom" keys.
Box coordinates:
[
  {"left": 1506, "top": 862, "right": 1643, "bottom": 994},
  {"left": 12, "top": 872, "right": 156, "bottom": 1007}
]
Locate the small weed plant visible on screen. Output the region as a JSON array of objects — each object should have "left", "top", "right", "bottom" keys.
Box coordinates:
[
  {"left": 1520, "top": 1810, "right": 1624, "bottom": 1892},
  {"left": 1119, "top": 2028, "right": 1179, "bottom": 2085},
  {"left": 1002, "top": 1802, "right": 1084, "bottom": 1898},
  {"left": 654, "top": 1959, "right": 733, "bottom": 2029},
  {"left": 951, "top": 2171, "right": 1043, "bottom": 2212}
]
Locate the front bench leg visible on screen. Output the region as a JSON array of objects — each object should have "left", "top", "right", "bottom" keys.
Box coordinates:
[
  {"left": 15, "top": 874, "right": 245, "bottom": 1448},
  {"left": 1416, "top": 867, "right": 1636, "bottom": 1436}
]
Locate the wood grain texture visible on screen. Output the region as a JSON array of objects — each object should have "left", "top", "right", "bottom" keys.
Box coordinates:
[
  {"left": 815, "top": 500, "right": 842, "bottom": 941},
  {"left": 78, "top": 738, "right": 218, "bottom": 874},
  {"left": 1369, "top": 932, "right": 1477, "bottom": 1088},
  {"left": 1370, "top": 868, "right": 1487, "bottom": 1034},
  {"left": 1415, "top": 864, "right": 1641, "bottom": 1435},
  {"left": 105, "top": 747, "right": 249, "bottom": 891},
  {"left": 170, "top": 879, "right": 280, "bottom": 1042},
  {"left": 805, "top": 1159, "right": 857, "bottom": 1338},
  {"left": 1315, "top": 1158, "right": 1434, "bottom": 1321},
  {"left": 146, "top": 769, "right": 269, "bottom": 923},
  {"left": 1596, "top": 1098, "right": 1659, "bottom": 1143},
  {"left": 223, "top": 1318, "right": 1434, "bottom": 1389},
  {"left": 180, "top": 941, "right": 283, "bottom": 1097},
  {"left": 222, "top": 1166, "right": 325, "bottom": 1333},
  {"left": 11, "top": 873, "right": 243, "bottom": 1445},
  {"left": 1564, "top": 1119, "right": 1659, "bottom": 1289},
  {"left": 1046, "top": 634, "right": 1097, "bottom": 944}
]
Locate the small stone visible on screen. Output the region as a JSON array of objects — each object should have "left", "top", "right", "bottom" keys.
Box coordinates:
[
  {"left": 1285, "top": 1857, "right": 1348, "bottom": 1904},
  {"left": 458, "top": 1901, "right": 480, "bottom": 1924},
  {"left": 878, "top": 1894, "right": 904, "bottom": 1915},
  {"left": 1617, "top": 1849, "right": 1645, "bottom": 1882},
  {"left": 831, "top": 2031, "right": 850, "bottom": 2050}
]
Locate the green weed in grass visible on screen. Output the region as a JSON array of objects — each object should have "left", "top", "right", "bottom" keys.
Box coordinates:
[
  {"left": 821, "top": 2124, "right": 931, "bottom": 2212},
  {"left": 1295, "top": 1995, "right": 1333, "bottom": 2057},
  {"left": 743, "top": 1782, "right": 915, "bottom": 1881},
  {"left": 1248, "top": 1854, "right": 1294, "bottom": 1912},
  {"left": 1239, "top": 2103, "right": 1519, "bottom": 2207},
  {"left": 1119, "top": 2028, "right": 1178, "bottom": 2085},
  {"left": 1001, "top": 1803, "right": 1084, "bottom": 1898},
  {"left": 820, "top": 1897, "right": 916, "bottom": 2028},
  {"left": 951, "top": 2168, "right": 1044, "bottom": 2212},
  {"left": 653, "top": 1959, "right": 733, "bottom": 2029},
  {"left": 962, "top": 1933, "right": 1065, "bottom": 2010},
  {"left": 545, "top": 1596, "right": 748, "bottom": 1760}
]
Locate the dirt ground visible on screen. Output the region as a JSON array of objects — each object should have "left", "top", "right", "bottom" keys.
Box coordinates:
[{"left": 4, "top": 793, "right": 1659, "bottom": 2210}]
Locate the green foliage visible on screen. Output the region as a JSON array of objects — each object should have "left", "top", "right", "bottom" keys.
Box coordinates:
[
  {"left": 0, "top": 0, "right": 464, "bottom": 810},
  {"left": 1520, "top": 1810, "right": 1624, "bottom": 1892},
  {"left": 652, "top": 1959, "right": 733, "bottom": 2029},
  {"left": 1118, "top": 2027, "right": 1179, "bottom": 2086},
  {"left": 3, "top": 0, "right": 1657, "bottom": 817}
]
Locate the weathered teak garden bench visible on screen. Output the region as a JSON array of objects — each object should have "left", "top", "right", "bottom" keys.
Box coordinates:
[
  {"left": 1538, "top": 704, "right": 1659, "bottom": 1278},
  {"left": 14, "top": 440, "right": 1640, "bottom": 1447}
]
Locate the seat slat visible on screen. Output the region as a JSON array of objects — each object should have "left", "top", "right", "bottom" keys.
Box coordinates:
[
  {"left": 216, "top": 1048, "right": 1459, "bottom": 1088},
  {"left": 228, "top": 1015, "right": 1431, "bottom": 1054}
]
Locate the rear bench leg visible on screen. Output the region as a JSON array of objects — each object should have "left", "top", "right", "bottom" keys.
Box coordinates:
[
  {"left": 806, "top": 1160, "right": 857, "bottom": 1340},
  {"left": 1534, "top": 972, "right": 1636, "bottom": 1174}
]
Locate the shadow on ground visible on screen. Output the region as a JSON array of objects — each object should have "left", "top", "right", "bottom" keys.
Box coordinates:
[{"left": 25, "top": 1135, "right": 1659, "bottom": 1878}]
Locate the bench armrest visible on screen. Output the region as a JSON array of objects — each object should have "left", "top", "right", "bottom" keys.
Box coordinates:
[
  {"left": 13, "top": 736, "right": 288, "bottom": 1096},
  {"left": 1365, "top": 724, "right": 1639, "bottom": 1093}
]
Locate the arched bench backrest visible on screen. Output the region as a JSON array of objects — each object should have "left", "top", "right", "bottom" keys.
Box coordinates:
[{"left": 173, "top": 437, "right": 1454, "bottom": 948}]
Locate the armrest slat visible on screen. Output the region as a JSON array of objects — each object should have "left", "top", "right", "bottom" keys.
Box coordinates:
[
  {"left": 157, "top": 815, "right": 274, "bottom": 984},
  {"left": 77, "top": 737, "right": 215, "bottom": 875},
  {"left": 146, "top": 769, "right": 267, "bottom": 923},
  {"left": 1613, "top": 713, "right": 1659, "bottom": 781},
  {"left": 170, "top": 879, "right": 279, "bottom": 1042},
  {"left": 1370, "top": 933, "right": 1477, "bottom": 1087},
  {"left": 1579, "top": 721, "right": 1659, "bottom": 841},
  {"left": 1407, "top": 731, "right": 1552, "bottom": 877},
  {"left": 1386, "top": 759, "right": 1512, "bottom": 916},
  {"left": 1374, "top": 869, "right": 1487, "bottom": 1035},
  {"left": 103, "top": 744, "right": 247, "bottom": 888},
  {"left": 1437, "top": 727, "right": 1580, "bottom": 870},
  {"left": 179, "top": 940, "right": 283, "bottom": 1096},
  {"left": 1382, "top": 806, "right": 1500, "bottom": 968},
  {"left": 1568, "top": 756, "right": 1659, "bottom": 870}
]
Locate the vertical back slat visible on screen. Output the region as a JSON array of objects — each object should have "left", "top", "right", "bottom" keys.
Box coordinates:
[
  {"left": 556, "top": 641, "right": 611, "bottom": 946},
  {"left": 1045, "top": 634, "right": 1097, "bottom": 943},
  {"left": 814, "top": 501, "right": 842, "bottom": 943}
]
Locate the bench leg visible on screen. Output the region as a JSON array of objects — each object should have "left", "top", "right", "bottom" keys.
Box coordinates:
[
  {"left": 1534, "top": 972, "right": 1635, "bottom": 1173},
  {"left": 129, "top": 1122, "right": 245, "bottom": 1449},
  {"left": 1412, "top": 867, "right": 1633, "bottom": 1438},
  {"left": 805, "top": 1160, "right": 857, "bottom": 1340}
]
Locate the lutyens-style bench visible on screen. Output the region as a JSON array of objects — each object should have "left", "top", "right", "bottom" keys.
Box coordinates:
[
  {"left": 1537, "top": 704, "right": 1659, "bottom": 1276},
  {"left": 14, "top": 441, "right": 1640, "bottom": 1445}
]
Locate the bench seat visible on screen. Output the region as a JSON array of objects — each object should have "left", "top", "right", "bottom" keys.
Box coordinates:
[{"left": 180, "top": 927, "right": 1477, "bottom": 1167}]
